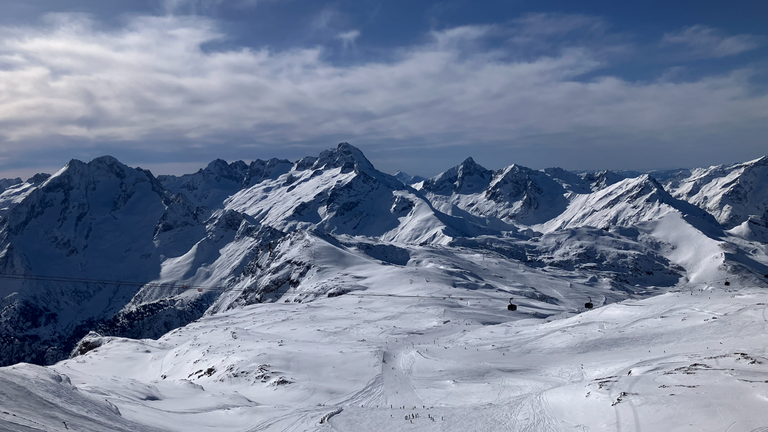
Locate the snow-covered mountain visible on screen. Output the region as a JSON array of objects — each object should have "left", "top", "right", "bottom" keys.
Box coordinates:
[
  {"left": 578, "top": 169, "right": 626, "bottom": 192},
  {"left": 157, "top": 158, "right": 293, "bottom": 209},
  {"left": 417, "top": 158, "right": 569, "bottom": 227},
  {"left": 3, "top": 145, "right": 768, "bottom": 369},
  {"left": 0, "top": 177, "right": 22, "bottom": 193},
  {"left": 393, "top": 170, "right": 426, "bottom": 185},
  {"left": 0, "top": 144, "right": 487, "bottom": 366},
  {"left": 665, "top": 156, "right": 768, "bottom": 229},
  {"left": 223, "top": 143, "right": 491, "bottom": 244},
  {"left": 0, "top": 174, "right": 49, "bottom": 218},
  {"left": 2, "top": 145, "right": 768, "bottom": 431},
  {"left": 537, "top": 174, "right": 718, "bottom": 232},
  {"left": 0, "top": 157, "right": 211, "bottom": 365}
]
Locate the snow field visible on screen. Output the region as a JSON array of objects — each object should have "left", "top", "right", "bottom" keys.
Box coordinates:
[{"left": 11, "top": 270, "right": 759, "bottom": 432}]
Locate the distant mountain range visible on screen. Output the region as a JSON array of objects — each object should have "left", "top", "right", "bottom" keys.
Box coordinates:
[{"left": 1, "top": 143, "right": 766, "bottom": 366}]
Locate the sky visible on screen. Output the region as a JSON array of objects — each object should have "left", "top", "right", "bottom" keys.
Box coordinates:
[{"left": 0, "top": 0, "right": 766, "bottom": 179}]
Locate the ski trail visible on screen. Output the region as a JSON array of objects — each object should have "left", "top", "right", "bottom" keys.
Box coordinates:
[
  {"left": 244, "top": 408, "right": 322, "bottom": 432},
  {"left": 339, "top": 374, "right": 385, "bottom": 407},
  {"left": 381, "top": 349, "right": 423, "bottom": 409}
]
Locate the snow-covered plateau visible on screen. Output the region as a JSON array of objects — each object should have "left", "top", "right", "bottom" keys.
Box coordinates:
[{"left": 1, "top": 143, "right": 768, "bottom": 431}]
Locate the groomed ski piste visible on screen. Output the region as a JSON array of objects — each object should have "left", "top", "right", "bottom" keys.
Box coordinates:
[{"left": 3, "top": 238, "right": 768, "bottom": 431}]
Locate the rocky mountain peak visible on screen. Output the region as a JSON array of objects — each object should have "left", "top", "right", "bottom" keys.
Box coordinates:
[
  {"left": 312, "top": 142, "right": 375, "bottom": 174},
  {"left": 420, "top": 157, "right": 493, "bottom": 195},
  {"left": 87, "top": 156, "right": 131, "bottom": 179},
  {"left": 201, "top": 159, "right": 248, "bottom": 182},
  {"left": 0, "top": 178, "right": 22, "bottom": 193},
  {"left": 393, "top": 171, "right": 426, "bottom": 185},
  {"left": 580, "top": 170, "right": 625, "bottom": 192},
  {"left": 28, "top": 173, "right": 51, "bottom": 185},
  {"left": 246, "top": 158, "right": 292, "bottom": 187},
  {"left": 614, "top": 174, "right": 669, "bottom": 201}
]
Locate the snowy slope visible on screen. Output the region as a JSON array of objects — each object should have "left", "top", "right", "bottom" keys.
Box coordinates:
[
  {"left": 578, "top": 170, "right": 625, "bottom": 192},
  {"left": 4, "top": 268, "right": 768, "bottom": 431}
]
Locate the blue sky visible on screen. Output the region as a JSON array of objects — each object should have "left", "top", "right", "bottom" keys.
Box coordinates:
[{"left": 0, "top": 0, "right": 766, "bottom": 179}]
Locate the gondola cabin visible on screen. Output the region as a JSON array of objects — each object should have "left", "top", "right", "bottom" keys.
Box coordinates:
[
  {"left": 724, "top": 281, "right": 731, "bottom": 286},
  {"left": 585, "top": 297, "right": 594, "bottom": 309},
  {"left": 507, "top": 298, "right": 517, "bottom": 311}
]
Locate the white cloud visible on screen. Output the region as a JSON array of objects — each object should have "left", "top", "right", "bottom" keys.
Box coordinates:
[
  {"left": 662, "top": 25, "right": 761, "bottom": 58},
  {"left": 337, "top": 29, "right": 360, "bottom": 49},
  {"left": 0, "top": 14, "right": 766, "bottom": 170}
]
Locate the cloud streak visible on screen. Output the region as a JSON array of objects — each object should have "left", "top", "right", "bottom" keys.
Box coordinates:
[
  {"left": 337, "top": 29, "right": 360, "bottom": 49},
  {"left": 0, "top": 14, "right": 766, "bottom": 174},
  {"left": 662, "top": 25, "right": 761, "bottom": 58}
]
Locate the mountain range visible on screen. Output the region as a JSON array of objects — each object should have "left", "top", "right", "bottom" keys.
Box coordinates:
[{"left": 0, "top": 144, "right": 766, "bottom": 368}]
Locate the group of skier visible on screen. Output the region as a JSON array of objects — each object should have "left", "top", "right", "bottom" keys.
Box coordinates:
[{"left": 403, "top": 411, "right": 442, "bottom": 423}]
